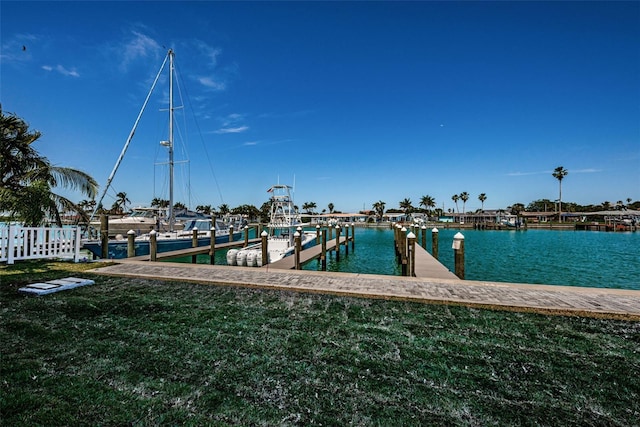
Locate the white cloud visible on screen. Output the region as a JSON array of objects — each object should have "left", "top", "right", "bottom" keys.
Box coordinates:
[
  {"left": 120, "top": 30, "right": 161, "bottom": 70},
  {"left": 42, "top": 64, "right": 79, "bottom": 77},
  {"left": 197, "top": 76, "right": 225, "bottom": 90},
  {"left": 215, "top": 126, "right": 249, "bottom": 134}
]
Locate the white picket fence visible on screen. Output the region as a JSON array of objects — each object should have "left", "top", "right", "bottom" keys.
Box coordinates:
[{"left": 0, "top": 225, "right": 81, "bottom": 265}]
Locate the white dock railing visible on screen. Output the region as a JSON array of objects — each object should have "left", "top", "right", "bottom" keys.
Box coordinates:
[{"left": 0, "top": 225, "right": 81, "bottom": 265}]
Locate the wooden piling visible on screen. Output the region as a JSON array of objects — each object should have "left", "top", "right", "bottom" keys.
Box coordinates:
[
  {"left": 351, "top": 223, "right": 355, "bottom": 250},
  {"left": 345, "top": 225, "right": 349, "bottom": 255},
  {"left": 209, "top": 227, "right": 216, "bottom": 265},
  {"left": 431, "top": 227, "right": 439, "bottom": 260},
  {"left": 127, "top": 230, "right": 136, "bottom": 258},
  {"left": 421, "top": 225, "right": 427, "bottom": 249},
  {"left": 453, "top": 232, "right": 465, "bottom": 279},
  {"left": 100, "top": 214, "right": 109, "bottom": 259},
  {"left": 149, "top": 230, "right": 157, "bottom": 262},
  {"left": 294, "top": 230, "right": 301, "bottom": 270},
  {"left": 244, "top": 225, "right": 249, "bottom": 247},
  {"left": 228, "top": 225, "right": 234, "bottom": 243},
  {"left": 400, "top": 227, "right": 408, "bottom": 276},
  {"left": 261, "top": 230, "right": 268, "bottom": 266},
  {"left": 191, "top": 228, "right": 198, "bottom": 263},
  {"left": 407, "top": 232, "right": 416, "bottom": 277},
  {"left": 335, "top": 225, "right": 341, "bottom": 262},
  {"left": 321, "top": 229, "right": 327, "bottom": 270}
]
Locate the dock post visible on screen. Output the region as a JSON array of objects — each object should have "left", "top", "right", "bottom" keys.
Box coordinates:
[
  {"left": 228, "top": 225, "right": 234, "bottom": 243},
  {"left": 453, "top": 232, "right": 465, "bottom": 279},
  {"left": 244, "top": 225, "right": 249, "bottom": 247},
  {"left": 294, "top": 230, "right": 301, "bottom": 270},
  {"left": 351, "top": 223, "right": 355, "bottom": 250},
  {"left": 407, "top": 231, "right": 416, "bottom": 277},
  {"left": 421, "top": 225, "right": 427, "bottom": 249},
  {"left": 335, "top": 225, "right": 341, "bottom": 262},
  {"left": 191, "top": 227, "right": 198, "bottom": 263},
  {"left": 149, "top": 230, "right": 157, "bottom": 262},
  {"left": 400, "top": 227, "right": 408, "bottom": 276},
  {"left": 127, "top": 230, "right": 136, "bottom": 258},
  {"left": 321, "top": 229, "right": 327, "bottom": 270},
  {"left": 209, "top": 227, "right": 216, "bottom": 265},
  {"left": 328, "top": 225, "right": 333, "bottom": 241},
  {"left": 431, "top": 227, "right": 439, "bottom": 260},
  {"left": 100, "top": 214, "right": 109, "bottom": 259},
  {"left": 345, "top": 225, "right": 349, "bottom": 255},
  {"left": 261, "top": 230, "right": 268, "bottom": 266}
]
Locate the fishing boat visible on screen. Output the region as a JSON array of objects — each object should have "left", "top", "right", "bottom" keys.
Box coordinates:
[
  {"left": 83, "top": 49, "right": 242, "bottom": 258},
  {"left": 226, "top": 184, "right": 316, "bottom": 267}
]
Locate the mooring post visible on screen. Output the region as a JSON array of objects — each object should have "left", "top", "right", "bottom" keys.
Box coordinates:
[
  {"left": 328, "top": 225, "right": 333, "bottom": 240},
  {"left": 149, "top": 230, "right": 157, "bottom": 262},
  {"left": 191, "top": 227, "right": 198, "bottom": 263},
  {"left": 261, "top": 230, "right": 268, "bottom": 266},
  {"left": 407, "top": 231, "right": 416, "bottom": 277},
  {"left": 321, "top": 229, "right": 327, "bottom": 271},
  {"left": 453, "top": 232, "right": 465, "bottom": 279},
  {"left": 209, "top": 227, "right": 216, "bottom": 265},
  {"left": 294, "top": 230, "right": 301, "bottom": 270},
  {"left": 345, "top": 225, "right": 349, "bottom": 255},
  {"left": 127, "top": 230, "right": 136, "bottom": 258},
  {"left": 228, "top": 225, "right": 234, "bottom": 243},
  {"left": 100, "top": 214, "right": 109, "bottom": 259},
  {"left": 400, "top": 226, "right": 408, "bottom": 276},
  {"left": 244, "top": 225, "right": 249, "bottom": 247},
  {"left": 421, "top": 225, "right": 427, "bottom": 248},
  {"left": 431, "top": 227, "right": 439, "bottom": 260},
  {"left": 351, "top": 223, "right": 355, "bottom": 250},
  {"left": 335, "top": 225, "right": 341, "bottom": 262}
]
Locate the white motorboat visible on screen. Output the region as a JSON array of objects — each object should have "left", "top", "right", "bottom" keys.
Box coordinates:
[{"left": 227, "top": 184, "right": 316, "bottom": 267}]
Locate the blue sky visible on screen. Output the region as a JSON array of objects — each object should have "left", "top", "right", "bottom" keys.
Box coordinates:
[{"left": 2, "top": 1, "right": 639, "bottom": 213}]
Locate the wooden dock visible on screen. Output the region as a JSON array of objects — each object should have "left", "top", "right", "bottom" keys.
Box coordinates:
[
  {"left": 413, "top": 244, "right": 459, "bottom": 280},
  {"left": 265, "top": 236, "right": 348, "bottom": 270},
  {"left": 124, "top": 238, "right": 262, "bottom": 262}
]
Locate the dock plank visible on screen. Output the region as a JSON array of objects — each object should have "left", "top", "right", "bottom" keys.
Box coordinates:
[
  {"left": 413, "top": 245, "right": 459, "bottom": 280},
  {"left": 265, "top": 237, "right": 344, "bottom": 269}
]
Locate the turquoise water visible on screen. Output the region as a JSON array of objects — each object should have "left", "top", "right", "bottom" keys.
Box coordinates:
[{"left": 181, "top": 227, "right": 640, "bottom": 290}]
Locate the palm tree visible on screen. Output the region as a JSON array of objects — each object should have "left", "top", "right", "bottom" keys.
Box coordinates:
[
  {"left": 218, "top": 204, "right": 230, "bottom": 216},
  {"left": 302, "top": 202, "right": 317, "bottom": 214},
  {"left": 552, "top": 166, "right": 568, "bottom": 222},
  {"left": 112, "top": 191, "right": 130, "bottom": 214},
  {"left": 451, "top": 194, "right": 460, "bottom": 214},
  {"left": 459, "top": 192, "right": 469, "bottom": 214},
  {"left": 372, "top": 200, "right": 386, "bottom": 221},
  {"left": 0, "top": 108, "right": 98, "bottom": 226},
  {"left": 419, "top": 195, "right": 435, "bottom": 216},
  {"left": 399, "top": 198, "right": 413, "bottom": 214},
  {"left": 196, "top": 204, "right": 212, "bottom": 215},
  {"left": 328, "top": 203, "right": 335, "bottom": 214},
  {"left": 478, "top": 193, "right": 487, "bottom": 212}
]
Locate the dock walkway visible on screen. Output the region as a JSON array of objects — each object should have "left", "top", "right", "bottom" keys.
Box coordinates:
[{"left": 91, "top": 261, "right": 640, "bottom": 320}]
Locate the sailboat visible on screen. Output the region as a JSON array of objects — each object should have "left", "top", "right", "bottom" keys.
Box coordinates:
[
  {"left": 226, "top": 184, "right": 316, "bottom": 267},
  {"left": 83, "top": 49, "right": 242, "bottom": 259}
]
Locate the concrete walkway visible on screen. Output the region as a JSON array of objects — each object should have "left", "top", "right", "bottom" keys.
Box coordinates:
[{"left": 90, "top": 261, "right": 640, "bottom": 320}]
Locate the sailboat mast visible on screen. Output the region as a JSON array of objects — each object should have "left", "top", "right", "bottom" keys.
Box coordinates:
[{"left": 168, "top": 49, "right": 175, "bottom": 231}]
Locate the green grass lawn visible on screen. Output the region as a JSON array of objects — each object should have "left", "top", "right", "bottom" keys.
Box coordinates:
[{"left": 1, "top": 260, "right": 639, "bottom": 426}]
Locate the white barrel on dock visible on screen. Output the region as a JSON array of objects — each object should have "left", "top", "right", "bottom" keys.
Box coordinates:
[
  {"left": 226, "top": 249, "right": 239, "bottom": 266},
  {"left": 236, "top": 250, "right": 248, "bottom": 266}
]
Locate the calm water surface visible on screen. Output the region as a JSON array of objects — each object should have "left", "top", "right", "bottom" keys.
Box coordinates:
[{"left": 189, "top": 227, "right": 639, "bottom": 290}]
